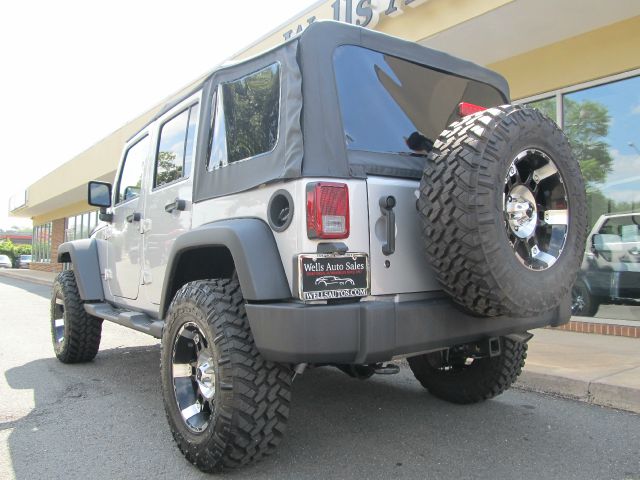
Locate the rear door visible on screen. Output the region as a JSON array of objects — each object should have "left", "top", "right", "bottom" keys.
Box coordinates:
[
  {"left": 142, "top": 92, "right": 201, "bottom": 305},
  {"left": 332, "top": 45, "right": 506, "bottom": 295},
  {"left": 366, "top": 177, "right": 439, "bottom": 295}
]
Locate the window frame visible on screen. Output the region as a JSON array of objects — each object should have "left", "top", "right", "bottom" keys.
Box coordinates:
[
  {"left": 114, "top": 133, "right": 150, "bottom": 205},
  {"left": 515, "top": 68, "right": 640, "bottom": 126},
  {"left": 207, "top": 61, "right": 282, "bottom": 172},
  {"left": 152, "top": 101, "right": 200, "bottom": 191}
]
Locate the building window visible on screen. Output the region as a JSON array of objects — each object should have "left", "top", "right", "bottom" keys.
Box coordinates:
[
  {"left": 524, "top": 97, "right": 557, "bottom": 124},
  {"left": 520, "top": 72, "right": 640, "bottom": 321},
  {"left": 65, "top": 211, "right": 99, "bottom": 242},
  {"left": 32, "top": 222, "right": 52, "bottom": 263},
  {"left": 208, "top": 63, "right": 280, "bottom": 170}
]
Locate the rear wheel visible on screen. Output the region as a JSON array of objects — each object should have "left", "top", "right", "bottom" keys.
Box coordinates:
[
  {"left": 160, "top": 278, "right": 291, "bottom": 473},
  {"left": 50, "top": 270, "right": 102, "bottom": 363},
  {"left": 571, "top": 279, "right": 599, "bottom": 317},
  {"left": 407, "top": 336, "right": 528, "bottom": 404}
]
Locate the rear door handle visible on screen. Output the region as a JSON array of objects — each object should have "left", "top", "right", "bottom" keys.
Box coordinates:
[
  {"left": 379, "top": 196, "right": 396, "bottom": 256},
  {"left": 165, "top": 198, "right": 187, "bottom": 213},
  {"left": 126, "top": 212, "right": 141, "bottom": 223}
]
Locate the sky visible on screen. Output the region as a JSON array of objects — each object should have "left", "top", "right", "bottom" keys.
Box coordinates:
[{"left": 0, "top": 0, "right": 317, "bottom": 230}]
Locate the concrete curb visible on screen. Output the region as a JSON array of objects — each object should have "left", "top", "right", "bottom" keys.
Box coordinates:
[
  {"left": 516, "top": 370, "right": 640, "bottom": 414},
  {"left": 0, "top": 270, "right": 55, "bottom": 287}
]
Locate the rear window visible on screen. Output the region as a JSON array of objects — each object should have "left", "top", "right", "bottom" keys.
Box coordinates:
[{"left": 333, "top": 45, "right": 505, "bottom": 157}]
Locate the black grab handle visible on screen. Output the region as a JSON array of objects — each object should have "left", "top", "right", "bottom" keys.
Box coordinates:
[
  {"left": 126, "top": 212, "right": 141, "bottom": 223},
  {"left": 165, "top": 198, "right": 187, "bottom": 213},
  {"left": 379, "top": 195, "right": 396, "bottom": 256}
]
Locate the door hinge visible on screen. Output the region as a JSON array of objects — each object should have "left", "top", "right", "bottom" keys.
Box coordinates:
[
  {"left": 142, "top": 219, "right": 152, "bottom": 233},
  {"left": 103, "top": 269, "right": 113, "bottom": 281}
]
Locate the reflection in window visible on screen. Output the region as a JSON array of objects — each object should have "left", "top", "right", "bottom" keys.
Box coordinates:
[
  {"left": 155, "top": 104, "right": 199, "bottom": 187},
  {"left": 564, "top": 76, "right": 640, "bottom": 229},
  {"left": 208, "top": 63, "right": 280, "bottom": 169},
  {"left": 333, "top": 45, "right": 505, "bottom": 156},
  {"left": 525, "top": 97, "right": 557, "bottom": 124},
  {"left": 118, "top": 136, "right": 149, "bottom": 203},
  {"left": 562, "top": 75, "right": 640, "bottom": 319}
]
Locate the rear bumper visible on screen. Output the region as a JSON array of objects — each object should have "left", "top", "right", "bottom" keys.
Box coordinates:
[{"left": 246, "top": 295, "right": 570, "bottom": 364}]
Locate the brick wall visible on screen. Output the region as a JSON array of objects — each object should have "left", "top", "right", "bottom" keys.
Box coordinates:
[{"left": 551, "top": 320, "right": 640, "bottom": 338}]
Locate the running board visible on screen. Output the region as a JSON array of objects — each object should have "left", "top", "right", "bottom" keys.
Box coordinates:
[{"left": 84, "top": 303, "right": 164, "bottom": 338}]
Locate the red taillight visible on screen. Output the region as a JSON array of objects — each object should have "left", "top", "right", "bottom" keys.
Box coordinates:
[
  {"left": 458, "top": 102, "right": 487, "bottom": 117},
  {"left": 306, "top": 182, "right": 350, "bottom": 239}
]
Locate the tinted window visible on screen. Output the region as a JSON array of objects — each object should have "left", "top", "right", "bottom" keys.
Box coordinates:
[
  {"left": 333, "top": 46, "right": 505, "bottom": 156},
  {"left": 117, "top": 136, "right": 149, "bottom": 203},
  {"left": 208, "top": 63, "right": 280, "bottom": 169},
  {"left": 155, "top": 104, "right": 199, "bottom": 188}
]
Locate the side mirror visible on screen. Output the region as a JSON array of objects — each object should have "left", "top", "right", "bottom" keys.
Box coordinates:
[
  {"left": 88, "top": 181, "right": 113, "bottom": 223},
  {"left": 88, "top": 181, "right": 112, "bottom": 208}
]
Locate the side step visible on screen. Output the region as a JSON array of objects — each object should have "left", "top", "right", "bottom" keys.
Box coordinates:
[{"left": 84, "top": 303, "right": 164, "bottom": 338}]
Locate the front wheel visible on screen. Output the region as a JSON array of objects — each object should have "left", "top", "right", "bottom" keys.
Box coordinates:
[
  {"left": 160, "top": 278, "right": 292, "bottom": 473},
  {"left": 50, "top": 270, "right": 103, "bottom": 363},
  {"left": 407, "top": 336, "right": 528, "bottom": 404}
]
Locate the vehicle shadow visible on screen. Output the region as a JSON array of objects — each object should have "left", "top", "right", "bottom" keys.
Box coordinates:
[
  {"left": 3, "top": 345, "right": 638, "bottom": 480},
  {"left": 0, "top": 276, "right": 51, "bottom": 300}
]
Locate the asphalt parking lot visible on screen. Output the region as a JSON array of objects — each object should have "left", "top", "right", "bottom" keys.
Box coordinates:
[{"left": 1, "top": 276, "right": 639, "bottom": 480}]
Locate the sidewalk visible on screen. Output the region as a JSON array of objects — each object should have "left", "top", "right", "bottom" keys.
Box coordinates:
[
  {"left": 519, "top": 328, "right": 640, "bottom": 413},
  {"left": 0, "top": 268, "right": 57, "bottom": 286},
  {"left": 1, "top": 268, "right": 638, "bottom": 413}
]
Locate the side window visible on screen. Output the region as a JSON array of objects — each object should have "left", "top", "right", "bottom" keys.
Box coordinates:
[
  {"left": 117, "top": 135, "right": 149, "bottom": 204},
  {"left": 208, "top": 63, "right": 280, "bottom": 170},
  {"left": 155, "top": 103, "right": 200, "bottom": 188}
]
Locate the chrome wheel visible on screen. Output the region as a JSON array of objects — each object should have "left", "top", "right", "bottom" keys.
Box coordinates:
[
  {"left": 172, "top": 322, "right": 216, "bottom": 433},
  {"left": 504, "top": 149, "right": 569, "bottom": 270},
  {"left": 571, "top": 290, "right": 586, "bottom": 315},
  {"left": 52, "top": 294, "right": 65, "bottom": 345}
]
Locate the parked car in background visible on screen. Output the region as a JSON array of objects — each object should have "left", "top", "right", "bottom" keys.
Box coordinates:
[
  {"left": 17, "top": 254, "right": 32, "bottom": 269},
  {"left": 0, "top": 255, "right": 12, "bottom": 268},
  {"left": 572, "top": 212, "right": 640, "bottom": 316}
]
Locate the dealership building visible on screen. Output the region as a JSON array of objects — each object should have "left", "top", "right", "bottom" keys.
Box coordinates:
[{"left": 9, "top": 0, "right": 640, "bottom": 326}]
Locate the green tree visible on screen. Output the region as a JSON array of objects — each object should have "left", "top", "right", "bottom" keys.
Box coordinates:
[
  {"left": 528, "top": 97, "right": 613, "bottom": 187},
  {"left": 563, "top": 98, "right": 613, "bottom": 186},
  {"left": 0, "top": 239, "right": 16, "bottom": 266},
  {"left": 155, "top": 151, "right": 181, "bottom": 186}
]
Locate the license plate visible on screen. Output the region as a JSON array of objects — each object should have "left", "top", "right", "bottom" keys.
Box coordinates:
[{"left": 298, "top": 253, "right": 369, "bottom": 301}]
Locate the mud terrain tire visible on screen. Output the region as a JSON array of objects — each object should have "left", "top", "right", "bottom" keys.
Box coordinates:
[
  {"left": 160, "top": 278, "right": 291, "bottom": 473},
  {"left": 407, "top": 336, "right": 527, "bottom": 404},
  {"left": 418, "top": 105, "right": 587, "bottom": 316},
  {"left": 50, "top": 270, "right": 103, "bottom": 363}
]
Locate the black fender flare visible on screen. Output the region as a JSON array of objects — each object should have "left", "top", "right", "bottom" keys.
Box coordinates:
[
  {"left": 57, "top": 239, "right": 105, "bottom": 301},
  {"left": 160, "top": 218, "right": 291, "bottom": 317}
]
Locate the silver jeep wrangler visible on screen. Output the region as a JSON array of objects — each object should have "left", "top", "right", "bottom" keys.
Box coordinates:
[{"left": 51, "top": 21, "right": 587, "bottom": 472}]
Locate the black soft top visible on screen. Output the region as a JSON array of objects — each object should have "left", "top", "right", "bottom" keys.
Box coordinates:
[{"left": 160, "top": 21, "right": 511, "bottom": 202}]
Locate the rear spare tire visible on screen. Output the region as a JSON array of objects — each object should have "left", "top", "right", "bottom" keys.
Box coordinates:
[{"left": 418, "top": 105, "right": 587, "bottom": 316}]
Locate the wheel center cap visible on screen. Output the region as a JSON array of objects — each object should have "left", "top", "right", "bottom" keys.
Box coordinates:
[
  {"left": 195, "top": 357, "right": 215, "bottom": 400},
  {"left": 505, "top": 185, "right": 537, "bottom": 238}
]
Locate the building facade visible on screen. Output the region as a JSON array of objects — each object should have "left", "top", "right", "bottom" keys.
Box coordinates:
[{"left": 9, "top": 0, "right": 640, "bottom": 322}]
